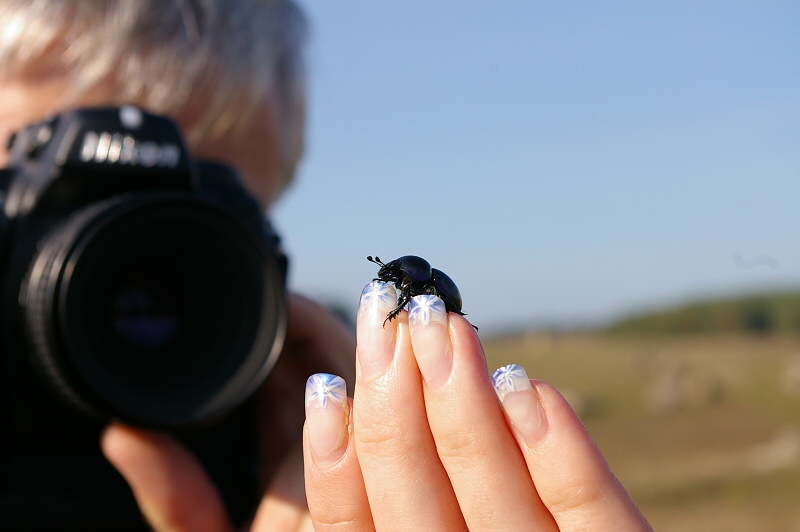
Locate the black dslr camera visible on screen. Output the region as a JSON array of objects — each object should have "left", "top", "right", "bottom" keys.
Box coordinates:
[{"left": 0, "top": 107, "right": 288, "bottom": 530}]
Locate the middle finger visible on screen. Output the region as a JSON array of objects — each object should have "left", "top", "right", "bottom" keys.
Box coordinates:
[{"left": 407, "top": 294, "right": 558, "bottom": 531}]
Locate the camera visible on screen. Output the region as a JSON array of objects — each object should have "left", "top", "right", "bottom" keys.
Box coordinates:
[{"left": 0, "top": 107, "right": 288, "bottom": 529}]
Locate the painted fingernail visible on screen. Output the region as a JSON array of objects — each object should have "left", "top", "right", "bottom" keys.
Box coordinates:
[
  {"left": 408, "top": 294, "right": 452, "bottom": 389},
  {"left": 408, "top": 294, "right": 448, "bottom": 329},
  {"left": 305, "top": 373, "right": 349, "bottom": 467},
  {"left": 491, "top": 364, "right": 533, "bottom": 400},
  {"left": 356, "top": 281, "right": 398, "bottom": 379},
  {"left": 491, "top": 364, "right": 548, "bottom": 445}
]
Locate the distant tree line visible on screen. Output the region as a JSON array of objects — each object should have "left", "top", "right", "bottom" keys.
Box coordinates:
[{"left": 609, "top": 291, "right": 800, "bottom": 335}]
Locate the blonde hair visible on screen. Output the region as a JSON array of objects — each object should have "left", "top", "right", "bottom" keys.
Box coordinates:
[{"left": 0, "top": 0, "right": 307, "bottom": 192}]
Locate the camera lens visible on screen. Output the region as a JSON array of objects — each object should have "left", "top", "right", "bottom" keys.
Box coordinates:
[{"left": 23, "top": 194, "right": 286, "bottom": 426}]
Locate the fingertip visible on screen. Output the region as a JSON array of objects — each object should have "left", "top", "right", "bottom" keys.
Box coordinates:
[
  {"left": 448, "top": 313, "right": 487, "bottom": 370},
  {"left": 520, "top": 380, "right": 653, "bottom": 530},
  {"left": 448, "top": 312, "right": 477, "bottom": 335},
  {"left": 100, "top": 423, "right": 232, "bottom": 532},
  {"left": 531, "top": 380, "right": 576, "bottom": 414},
  {"left": 100, "top": 422, "right": 124, "bottom": 460},
  {"left": 524, "top": 379, "right": 602, "bottom": 466},
  {"left": 530, "top": 380, "right": 593, "bottom": 443},
  {"left": 100, "top": 423, "right": 158, "bottom": 469}
]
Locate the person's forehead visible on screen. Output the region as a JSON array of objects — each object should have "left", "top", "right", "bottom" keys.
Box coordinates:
[{"left": 0, "top": 79, "right": 72, "bottom": 167}]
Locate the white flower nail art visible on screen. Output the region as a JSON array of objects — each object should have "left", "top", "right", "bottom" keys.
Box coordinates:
[
  {"left": 305, "top": 373, "right": 347, "bottom": 409},
  {"left": 360, "top": 281, "right": 397, "bottom": 308},
  {"left": 491, "top": 364, "right": 532, "bottom": 402},
  {"left": 408, "top": 294, "right": 446, "bottom": 326}
]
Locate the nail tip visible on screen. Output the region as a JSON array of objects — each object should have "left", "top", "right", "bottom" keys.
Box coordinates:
[
  {"left": 408, "top": 294, "right": 447, "bottom": 327},
  {"left": 359, "top": 281, "right": 399, "bottom": 320},
  {"left": 360, "top": 280, "right": 397, "bottom": 300},
  {"left": 491, "top": 363, "right": 532, "bottom": 401},
  {"left": 304, "top": 373, "right": 348, "bottom": 408}
]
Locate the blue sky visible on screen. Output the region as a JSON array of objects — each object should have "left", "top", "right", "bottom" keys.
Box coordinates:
[{"left": 273, "top": 1, "right": 800, "bottom": 332}]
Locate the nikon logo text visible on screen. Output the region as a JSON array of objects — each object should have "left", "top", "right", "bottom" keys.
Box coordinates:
[{"left": 79, "top": 131, "right": 181, "bottom": 168}]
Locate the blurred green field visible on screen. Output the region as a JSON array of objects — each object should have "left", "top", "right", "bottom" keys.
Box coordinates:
[{"left": 483, "top": 332, "right": 800, "bottom": 532}]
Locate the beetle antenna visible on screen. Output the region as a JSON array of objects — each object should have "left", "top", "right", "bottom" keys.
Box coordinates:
[{"left": 367, "top": 255, "right": 385, "bottom": 266}]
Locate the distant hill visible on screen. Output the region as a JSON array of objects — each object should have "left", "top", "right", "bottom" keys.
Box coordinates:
[{"left": 609, "top": 291, "right": 800, "bottom": 334}]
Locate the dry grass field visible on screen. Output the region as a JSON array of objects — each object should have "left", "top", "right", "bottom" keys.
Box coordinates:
[{"left": 483, "top": 332, "right": 800, "bottom": 532}]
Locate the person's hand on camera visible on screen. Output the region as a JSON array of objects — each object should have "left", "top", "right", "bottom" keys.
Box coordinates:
[
  {"left": 102, "top": 293, "right": 355, "bottom": 532},
  {"left": 302, "top": 281, "right": 653, "bottom": 531}
]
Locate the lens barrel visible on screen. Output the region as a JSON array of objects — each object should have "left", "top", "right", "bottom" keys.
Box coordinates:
[{"left": 22, "top": 193, "right": 286, "bottom": 427}]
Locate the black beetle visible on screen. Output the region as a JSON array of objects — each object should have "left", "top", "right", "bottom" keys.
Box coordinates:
[{"left": 367, "top": 255, "right": 477, "bottom": 331}]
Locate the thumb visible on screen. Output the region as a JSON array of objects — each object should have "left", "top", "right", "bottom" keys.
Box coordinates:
[{"left": 101, "top": 424, "right": 233, "bottom": 532}]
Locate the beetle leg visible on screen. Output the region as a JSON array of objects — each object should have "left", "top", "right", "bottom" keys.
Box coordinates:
[
  {"left": 384, "top": 295, "right": 408, "bottom": 325},
  {"left": 383, "top": 285, "right": 411, "bottom": 326},
  {"left": 383, "top": 306, "right": 402, "bottom": 326}
]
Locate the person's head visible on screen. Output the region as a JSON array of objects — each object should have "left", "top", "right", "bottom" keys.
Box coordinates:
[{"left": 0, "top": 0, "right": 307, "bottom": 207}]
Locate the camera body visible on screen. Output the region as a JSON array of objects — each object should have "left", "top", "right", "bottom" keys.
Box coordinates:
[{"left": 0, "top": 107, "right": 288, "bottom": 529}]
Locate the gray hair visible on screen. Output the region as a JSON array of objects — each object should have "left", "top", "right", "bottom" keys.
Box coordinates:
[{"left": 0, "top": 0, "right": 307, "bottom": 190}]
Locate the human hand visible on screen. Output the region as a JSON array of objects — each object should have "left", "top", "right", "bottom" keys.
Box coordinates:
[
  {"left": 102, "top": 293, "right": 356, "bottom": 531},
  {"left": 302, "top": 281, "right": 653, "bottom": 531}
]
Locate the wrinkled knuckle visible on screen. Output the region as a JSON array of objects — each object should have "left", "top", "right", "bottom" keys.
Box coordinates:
[
  {"left": 435, "top": 424, "right": 489, "bottom": 465},
  {"left": 354, "top": 415, "right": 410, "bottom": 457},
  {"left": 312, "top": 511, "right": 372, "bottom": 531},
  {"left": 546, "top": 475, "right": 608, "bottom": 517}
]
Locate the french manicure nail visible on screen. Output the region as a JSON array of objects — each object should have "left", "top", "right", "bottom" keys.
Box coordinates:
[
  {"left": 356, "top": 281, "right": 398, "bottom": 378},
  {"left": 408, "top": 294, "right": 452, "bottom": 389},
  {"left": 305, "top": 373, "right": 349, "bottom": 466},
  {"left": 491, "top": 364, "right": 533, "bottom": 400},
  {"left": 491, "top": 364, "right": 548, "bottom": 445},
  {"left": 408, "top": 293, "right": 448, "bottom": 330}
]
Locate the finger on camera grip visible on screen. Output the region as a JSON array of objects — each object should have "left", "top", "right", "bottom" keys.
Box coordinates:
[
  {"left": 406, "top": 301, "right": 559, "bottom": 531},
  {"left": 303, "top": 374, "right": 374, "bottom": 532}
]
